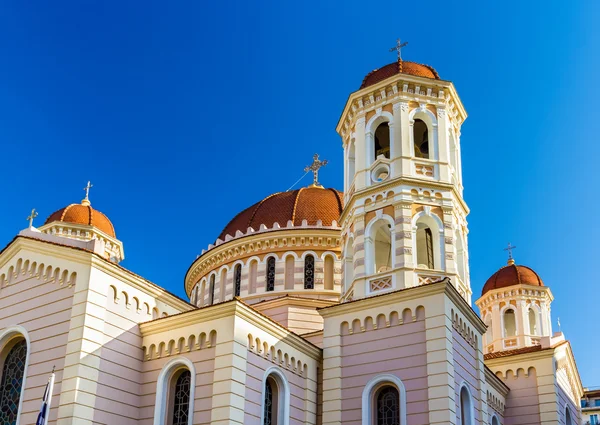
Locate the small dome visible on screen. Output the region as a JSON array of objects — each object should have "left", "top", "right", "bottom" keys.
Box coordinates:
[
  {"left": 45, "top": 203, "right": 116, "bottom": 238},
  {"left": 218, "top": 187, "right": 343, "bottom": 240},
  {"left": 481, "top": 261, "right": 544, "bottom": 296},
  {"left": 360, "top": 60, "right": 440, "bottom": 89}
]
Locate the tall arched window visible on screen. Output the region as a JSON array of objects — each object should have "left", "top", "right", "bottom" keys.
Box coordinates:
[
  {"left": 324, "top": 255, "right": 334, "bottom": 290},
  {"left": 528, "top": 308, "right": 538, "bottom": 335},
  {"left": 261, "top": 370, "right": 289, "bottom": 425},
  {"left": 249, "top": 260, "right": 258, "bottom": 294},
  {"left": 170, "top": 370, "right": 191, "bottom": 425},
  {"left": 266, "top": 257, "right": 276, "bottom": 292},
  {"left": 413, "top": 119, "right": 429, "bottom": 159},
  {"left": 234, "top": 264, "right": 242, "bottom": 297},
  {"left": 200, "top": 280, "right": 206, "bottom": 307},
  {"left": 284, "top": 256, "right": 295, "bottom": 290},
  {"left": 416, "top": 225, "right": 435, "bottom": 269},
  {"left": 565, "top": 407, "right": 573, "bottom": 425},
  {"left": 374, "top": 123, "right": 391, "bottom": 160},
  {"left": 209, "top": 275, "right": 215, "bottom": 305},
  {"left": 369, "top": 220, "right": 392, "bottom": 274},
  {"left": 375, "top": 385, "right": 400, "bottom": 425},
  {"left": 154, "top": 359, "right": 196, "bottom": 425},
  {"left": 304, "top": 255, "right": 315, "bottom": 289},
  {"left": 0, "top": 339, "right": 27, "bottom": 425},
  {"left": 220, "top": 268, "right": 227, "bottom": 302},
  {"left": 460, "top": 385, "right": 473, "bottom": 425},
  {"left": 491, "top": 415, "right": 500, "bottom": 425},
  {"left": 344, "top": 238, "right": 354, "bottom": 292},
  {"left": 504, "top": 309, "right": 517, "bottom": 337}
]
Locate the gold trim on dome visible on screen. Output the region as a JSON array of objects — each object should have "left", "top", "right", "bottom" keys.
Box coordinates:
[{"left": 291, "top": 188, "right": 304, "bottom": 223}]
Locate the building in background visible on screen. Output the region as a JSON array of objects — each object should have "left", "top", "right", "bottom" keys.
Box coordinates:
[
  {"left": 581, "top": 388, "right": 600, "bottom": 424},
  {"left": 0, "top": 50, "right": 586, "bottom": 425}
]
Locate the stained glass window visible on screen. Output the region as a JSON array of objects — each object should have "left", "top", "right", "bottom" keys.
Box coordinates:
[
  {"left": 234, "top": 264, "right": 242, "bottom": 297},
  {"left": 304, "top": 255, "right": 315, "bottom": 289},
  {"left": 263, "top": 378, "right": 273, "bottom": 425},
  {"left": 172, "top": 370, "right": 191, "bottom": 425},
  {"left": 376, "top": 386, "right": 400, "bottom": 425},
  {"left": 266, "top": 257, "right": 276, "bottom": 292},
  {"left": 0, "top": 340, "right": 27, "bottom": 425}
]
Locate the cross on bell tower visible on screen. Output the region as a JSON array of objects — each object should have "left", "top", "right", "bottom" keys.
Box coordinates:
[
  {"left": 82, "top": 181, "right": 93, "bottom": 206},
  {"left": 304, "top": 154, "right": 328, "bottom": 187}
]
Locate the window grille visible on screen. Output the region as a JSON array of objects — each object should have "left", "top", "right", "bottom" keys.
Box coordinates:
[
  {"left": 263, "top": 379, "right": 273, "bottom": 425},
  {"left": 266, "top": 257, "right": 276, "bottom": 291},
  {"left": 425, "top": 228, "right": 434, "bottom": 269},
  {"left": 304, "top": 255, "right": 315, "bottom": 289},
  {"left": 172, "top": 370, "right": 191, "bottom": 425},
  {"left": 209, "top": 275, "right": 215, "bottom": 305},
  {"left": 0, "top": 340, "right": 27, "bottom": 425},
  {"left": 376, "top": 386, "right": 400, "bottom": 425},
  {"left": 234, "top": 264, "right": 242, "bottom": 297}
]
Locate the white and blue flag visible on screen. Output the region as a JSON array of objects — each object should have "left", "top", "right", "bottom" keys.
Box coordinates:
[{"left": 36, "top": 368, "right": 55, "bottom": 425}]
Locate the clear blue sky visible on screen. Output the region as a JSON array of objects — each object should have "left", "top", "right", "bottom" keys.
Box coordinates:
[{"left": 0, "top": 1, "right": 598, "bottom": 385}]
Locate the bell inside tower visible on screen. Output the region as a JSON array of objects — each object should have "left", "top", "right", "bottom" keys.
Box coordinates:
[
  {"left": 413, "top": 119, "right": 429, "bottom": 159},
  {"left": 374, "top": 123, "right": 390, "bottom": 159}
]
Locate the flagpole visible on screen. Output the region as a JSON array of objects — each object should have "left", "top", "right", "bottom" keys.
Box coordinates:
[{"left": 44, "top": 367, "right": 55, "bottom": 425}]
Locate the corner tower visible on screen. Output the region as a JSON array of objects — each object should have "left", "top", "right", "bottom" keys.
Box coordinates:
[{"left": 336, "top": 55, "right": 470, "bottom": 302}]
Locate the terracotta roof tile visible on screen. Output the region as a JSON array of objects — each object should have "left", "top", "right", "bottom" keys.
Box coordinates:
[
  {"left": 45, "top": 204, "right": 116, "bottom": 237},
  {"left": 218, "top": 187, "right": 343, "bottom": 240},
  {"left": 484, "top": 345, "right": 544, "bottom": 360},
  {"left": 360, "top": 60, "right": 440, "bottom": 89}
]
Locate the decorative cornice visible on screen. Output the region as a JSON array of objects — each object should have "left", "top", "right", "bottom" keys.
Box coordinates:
[
  {"left": 485, "top": 366, "right": 510, "bottom": 397},
  {"left": 140, "top": 299, "right": 322, "bottom": 361},
  {"left": 184, "top": 227, "right": 341, "bottom": 295}
]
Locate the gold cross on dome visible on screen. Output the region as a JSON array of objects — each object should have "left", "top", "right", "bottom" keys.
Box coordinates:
[
  {"left": 304, "top": 154, "right": 328, "bottom": 187},
  {"left": 389, "top": 38, "right": 408, "bottom": 62},
  {"left": 504, "top": 242, "right": 517, "bottom": 263},
  {"left": 26, "top": 208, "right": 38, "bottom": 228}
]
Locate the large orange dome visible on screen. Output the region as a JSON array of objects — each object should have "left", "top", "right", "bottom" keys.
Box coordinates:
[
  {"left": 45, "top": 203, "right": 116, "bottom": 238},
  {"left": 360, "top": 60, "right": 440, "bottom": 89},
  {"left": 481, "top": 261, "right": 544, "bottom": 296},
  {"left": 218, "top": 187, "right": 343, "bottom": 240}
]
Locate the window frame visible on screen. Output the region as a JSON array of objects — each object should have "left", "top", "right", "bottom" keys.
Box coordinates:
[
  {"left": 153, "top": 357, "right": 196, "bottom": 425},
  {"left": 361, "top": 374, "right": 407, "bottom": 425},
  {"left": 260, "top": 367, "right": 290, "bottom": 425},
  {"left": 0, "top": 326, "right": 30, "bottom": 425}
]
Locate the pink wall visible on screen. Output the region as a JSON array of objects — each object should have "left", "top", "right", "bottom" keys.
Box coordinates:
[
  {"left": 452, "top": 328, "right": 483, "bottom": 424},
  {"left": 0, "top": 270, "right": 74, "bottom": 425},
  {"left": 245, "top": 351, "right": 309, "bottom": 425},
  {"left": 339, "top": 307, "right": 429, "bottom": 425},
  {"left": 501, "top": 368, "right": 541, "bottom": 425}
]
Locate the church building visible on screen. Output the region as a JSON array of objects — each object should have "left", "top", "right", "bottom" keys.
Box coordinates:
[{"left": 0, "top": 51, "right": 584, "bottom": 425}]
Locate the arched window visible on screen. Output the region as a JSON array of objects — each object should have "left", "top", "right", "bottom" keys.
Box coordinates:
[
  {"left": 344, "top": 238, "right": 354, "bottom": 292},
  {"left": 416, "top": 225, "right": 435, "bottom": 269},
  {"left": 375, "top": 385, "right": 400, "bottom": 425},
  {"left": 528, "top": 308, "right": 538, "bottom": 335},
  {"left": 324, "top": 255, "right": 334, "bottom": 290},
  {"left": 209, "top": 274, "right": 215, "bottom": 305},
  {"left": 170, "top": 370, "right": 191, "bottom": 425},
  {"left": 504, "top": 309, "right": 517, "bottom": 337},
  {"left": 154, "top": 359, "right": 196, "bottom": 425},
  {"left": 413, "top": 119, "right": 429, "bottom": 159},
  {"left": 304, "top": 255, "right": 315, "bottom": 289},
  {"left": 374, "top": 123, "right": 390, "bottom": 160},
  {"left": 234, "top": 264, "right": 242, "bottom": 297},
  {"left": 266, "top": 257, "right": 276, "bottom": 292},
  {"left": 200, "top": 280, "right": 206, "bottom": 307},
  {"left": 347, "top": 139, "right": 356, "bottom": 190},
  {"left": 284, "top": 256, "right": 295, "bottom": 290},
  {"left": 491, "top": 415, "right": 500, "bottom": 425},
  {"left": 456, "top": 232, "right": 467, "bottom": 283},
  {"left": 261, "top": 370, "right": 289, "bottom": 425},
  {"left": 565, "top": 407, "right": 573, "bottom": 425},
  {"left": 0, "top": 339, "right": 27, "bottom": 425},
  {"left": 459, "top": 385, "right": 473, "bottom": 425},
  {"left": 249, "top": 260, "right": 258, "bottom": 294},
  {"left": 369, "top": 220, "right": 392, "bottom": 274}
]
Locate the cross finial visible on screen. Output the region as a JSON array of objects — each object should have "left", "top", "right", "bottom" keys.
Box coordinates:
[
  {"left": 389, "top": 38, "right": 408, "bottom": 63},
  {"left": 504, "top": 242, "right": 517, "bottom": 264},
  {"left": 304, "top": 154, "right": 328, "bottom": 187},
  {"left": 82, "top": 181, "right": 93, "bottom": 206},
  {"left": 26, "top": 208, "right": 38, "bottom": 228}
]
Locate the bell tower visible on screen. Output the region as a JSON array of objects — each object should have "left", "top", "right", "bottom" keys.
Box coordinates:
[{"left": 337, "top": 52, "right": 471, "bottom": 303}]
